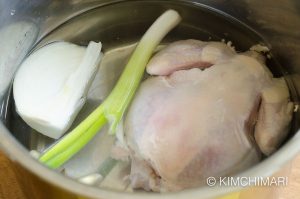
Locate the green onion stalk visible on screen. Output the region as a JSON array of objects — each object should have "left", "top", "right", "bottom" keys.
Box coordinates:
[{"left": 39, "top": 10, "right": 181, "bottom": 169}]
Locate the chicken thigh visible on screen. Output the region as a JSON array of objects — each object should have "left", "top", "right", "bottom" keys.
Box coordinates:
[{"left": 115, "top": 40, "right": 294, "bottom": 192}]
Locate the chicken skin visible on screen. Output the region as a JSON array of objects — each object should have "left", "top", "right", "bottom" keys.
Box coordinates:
[{"left": 115, "top": 40, "right": 293, "bottom": 192}]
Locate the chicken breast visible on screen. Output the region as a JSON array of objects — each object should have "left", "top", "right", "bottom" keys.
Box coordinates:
[{"left": 115, "top": 40, "right": 293, "bottom": 192}]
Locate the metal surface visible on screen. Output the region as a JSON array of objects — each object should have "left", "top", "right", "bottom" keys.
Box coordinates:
[{"left": 0, "top": 0, "right": 300, "bottom": 199}]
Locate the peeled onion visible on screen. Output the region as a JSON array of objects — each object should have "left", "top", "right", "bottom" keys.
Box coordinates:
[{"left": 13, "top": 41, "right": 102, "bottom": 139}]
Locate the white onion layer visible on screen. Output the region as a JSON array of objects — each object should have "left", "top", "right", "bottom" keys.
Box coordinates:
[{"left": 13, "top": 41, "right": 102, "bottom": 139}]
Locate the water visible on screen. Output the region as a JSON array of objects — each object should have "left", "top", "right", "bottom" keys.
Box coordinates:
[{"left": 1, "top": 0, "right": 299, "bottom": 192}]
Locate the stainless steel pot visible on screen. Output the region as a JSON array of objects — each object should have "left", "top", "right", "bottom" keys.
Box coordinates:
[{"left": 1, "top": 0, "right": 300, "bottom": 199}]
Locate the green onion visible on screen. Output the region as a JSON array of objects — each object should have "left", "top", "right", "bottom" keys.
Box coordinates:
[{"left": 39, "top": 9, "right": 181, "bottom": 169}]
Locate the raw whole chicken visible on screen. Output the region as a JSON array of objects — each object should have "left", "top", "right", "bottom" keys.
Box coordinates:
[{"left": 113, "top": 40, "right": 294, "bottom": 192}]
